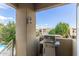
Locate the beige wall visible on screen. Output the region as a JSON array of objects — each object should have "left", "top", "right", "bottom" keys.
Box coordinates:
[
  {"left": 16, "top": 6, "right": 27, "bottom": 56},
  {"left": 72, "top": 39, "right": 77, "bottom": 56},
  {"left": 77, "top": 3, "right": 79, "bottom": 56},
  {"left": 56, "top": 39, "right": 77, "bottom": 56},
  {"left": 26, "top": 4, "right": 38, "bottom": 56},
  {"left": 16, "top": 4, "right": 38, "bottom": 56},
  {"left": 56, "top": 39, "right": 73, "bottom": 56}
]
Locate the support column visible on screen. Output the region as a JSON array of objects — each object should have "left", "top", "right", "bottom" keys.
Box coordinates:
[
  {"left": 77, "top": 3, "right": 79, "bottom": 56},
  {"left": 16, "top": 4, "right": 37, "bottom": 56}
]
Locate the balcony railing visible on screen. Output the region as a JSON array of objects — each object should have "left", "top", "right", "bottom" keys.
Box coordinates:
[{"left": 0, "top": 39, "right": 15, "bottom": 56}]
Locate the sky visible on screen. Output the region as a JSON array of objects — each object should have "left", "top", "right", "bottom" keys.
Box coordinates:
[
  {"left": 0, "top": 3, "right": 76, "bottom": 28},
  {"left": 36, "top": 4, "right": 76, "bottom": 29},
  {"left": 0, "top": 3, "right": 16, "bottom": 25}
]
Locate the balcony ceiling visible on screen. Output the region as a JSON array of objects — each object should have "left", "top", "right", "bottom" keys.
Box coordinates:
[{"left": 7, "top": 3, "right": 65, "bottom": 11}]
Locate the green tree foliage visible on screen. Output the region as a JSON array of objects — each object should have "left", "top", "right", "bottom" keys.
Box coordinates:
[
  {"left": 48, "top": 29, "right": 55, "bottom": 35},
  {"left": 49, "top": 22, "right": 70, "bottom": 38},
  {"left": 1, "top": 21, "right": 16, "bottom": 44},
  {"left": 0, "top": 24, "right": 4, "bottom": 34},
  {"left": 55, "top": 22, "right": 69, "bottom": 38},
  {"left": 0, "top": 24, "right": 4, "bottom": 40}
]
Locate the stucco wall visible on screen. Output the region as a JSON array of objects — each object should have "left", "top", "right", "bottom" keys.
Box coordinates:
[
  {"left": 16, "top": 4, "right": 38, "bottom": 56},
  {"left": 56, "top": 39, "right": 73, "bottom": 56},
  {"left": 26, "top": 4, "right": 38, "bottom": 56},
  {"left": 72, "top": 39, "right": 77, "bottom": 56},
  {"left": 77, "top": 3, "right": 79, "bottom": 56}
]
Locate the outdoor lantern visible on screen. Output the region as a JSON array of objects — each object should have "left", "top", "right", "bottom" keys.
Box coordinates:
[{"left": 26, "top": 16, "right": 32, "bottom": 24}]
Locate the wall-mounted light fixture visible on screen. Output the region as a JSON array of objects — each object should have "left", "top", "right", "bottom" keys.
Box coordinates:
[{"left": 26, "top": 16, "right": 32, "bottom": 24}]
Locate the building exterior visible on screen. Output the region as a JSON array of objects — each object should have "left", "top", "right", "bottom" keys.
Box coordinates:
[
  {"left": 70, "top": 27, "right": 76, "bottom": 38},
  {"left": 36, "top": 27, "right": 77, "bottom": 39},
  {"left": 36, "top": 27, "right": 51, "bottom": 37},
  {"left": 39, "top": 28, "right": 51, "bottom": 35}
]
